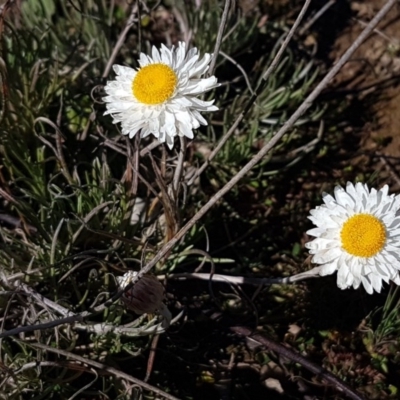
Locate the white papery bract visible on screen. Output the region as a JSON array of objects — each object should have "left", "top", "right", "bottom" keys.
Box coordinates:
[
  {"left": 306, "top": 182, "right": 400, "bottom": 294},
  {"left": 103, "top": 41, "right": 218, "bottom": 149},
  {"left": 117, "top": 271, "right": 165, "bottom": 314}
]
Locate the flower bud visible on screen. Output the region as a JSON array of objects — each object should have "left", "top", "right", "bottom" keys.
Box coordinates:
[{"left": 117, "top": 271, "right": 164, "bottom": 315}]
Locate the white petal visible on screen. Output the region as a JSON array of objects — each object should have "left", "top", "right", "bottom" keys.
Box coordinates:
[
  {"left": 312, "top": 247, "right": 342, "bottom": 264},
  {"left": 361, "top": 275, "right": 374, "bottom": 294},
  {"left": 319, "top": 261, "right": 338, "bottom": 276},
  {"left": 337, "top": 264, "right": 351, "bottom": 290}
]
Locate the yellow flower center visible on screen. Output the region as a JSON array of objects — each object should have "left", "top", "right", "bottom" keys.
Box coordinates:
[
  {"left": 132, "top": 63, "right": 177, "bottom": 105},
  {"left": 340, "top": 213, "right": 386, "bottom": 257}
]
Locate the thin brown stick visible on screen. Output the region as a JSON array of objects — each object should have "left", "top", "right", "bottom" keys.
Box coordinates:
[
  {"left": 208, "top": 0, "right": 231, "bottom": 77},
  {"left": 298, "top": 0, "right": 337, "bottom": 36},
  {"left": 231, "top": 326, "right": 365, "bottom": 400},
  {"left": 131, "top": 135, "right": 140, "bottom": 196},
  {"left": 145, "top": 334, "right": 160, "bottom": 382},
  {"left": 171, "top": 136, "right": 186, "bottom": 199},
  {"left": 118, "top": 136, "right": 141, "bottom": 233},
  {"left": 102, "top": 3, "right": 137, "bottom": 79},
  {"left": 220, "top": 50, "right": 254, "bottom": 95}
]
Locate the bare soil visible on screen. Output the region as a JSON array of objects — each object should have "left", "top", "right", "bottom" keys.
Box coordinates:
[{"left": 329, "top": 0, "right": 400, "bottom": 187}]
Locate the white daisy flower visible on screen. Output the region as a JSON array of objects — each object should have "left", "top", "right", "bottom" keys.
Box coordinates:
[
  {"left": 103, "top": 41, "right": 219, "bottom": 149},
  {"left": 305, "top": 182, "right": 400, "bottom": 294}
]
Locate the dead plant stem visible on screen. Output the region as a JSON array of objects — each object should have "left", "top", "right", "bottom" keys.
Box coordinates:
[
  {"left": 208, "top": 0, "right": 232, "bottom": 77},
  {"left": 231, "top": 326, "right": 365, "bottom": 400},
  {"left": 102, "top": 3, "right": 137, "bottom": 79},
  {"left": 171, "top": 136, "right": 187, "bottom": 199}
]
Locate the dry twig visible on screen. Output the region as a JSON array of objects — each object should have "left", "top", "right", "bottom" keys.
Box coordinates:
[{"left": 231, "top": 326, "right": 365, "bottom": 400}]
